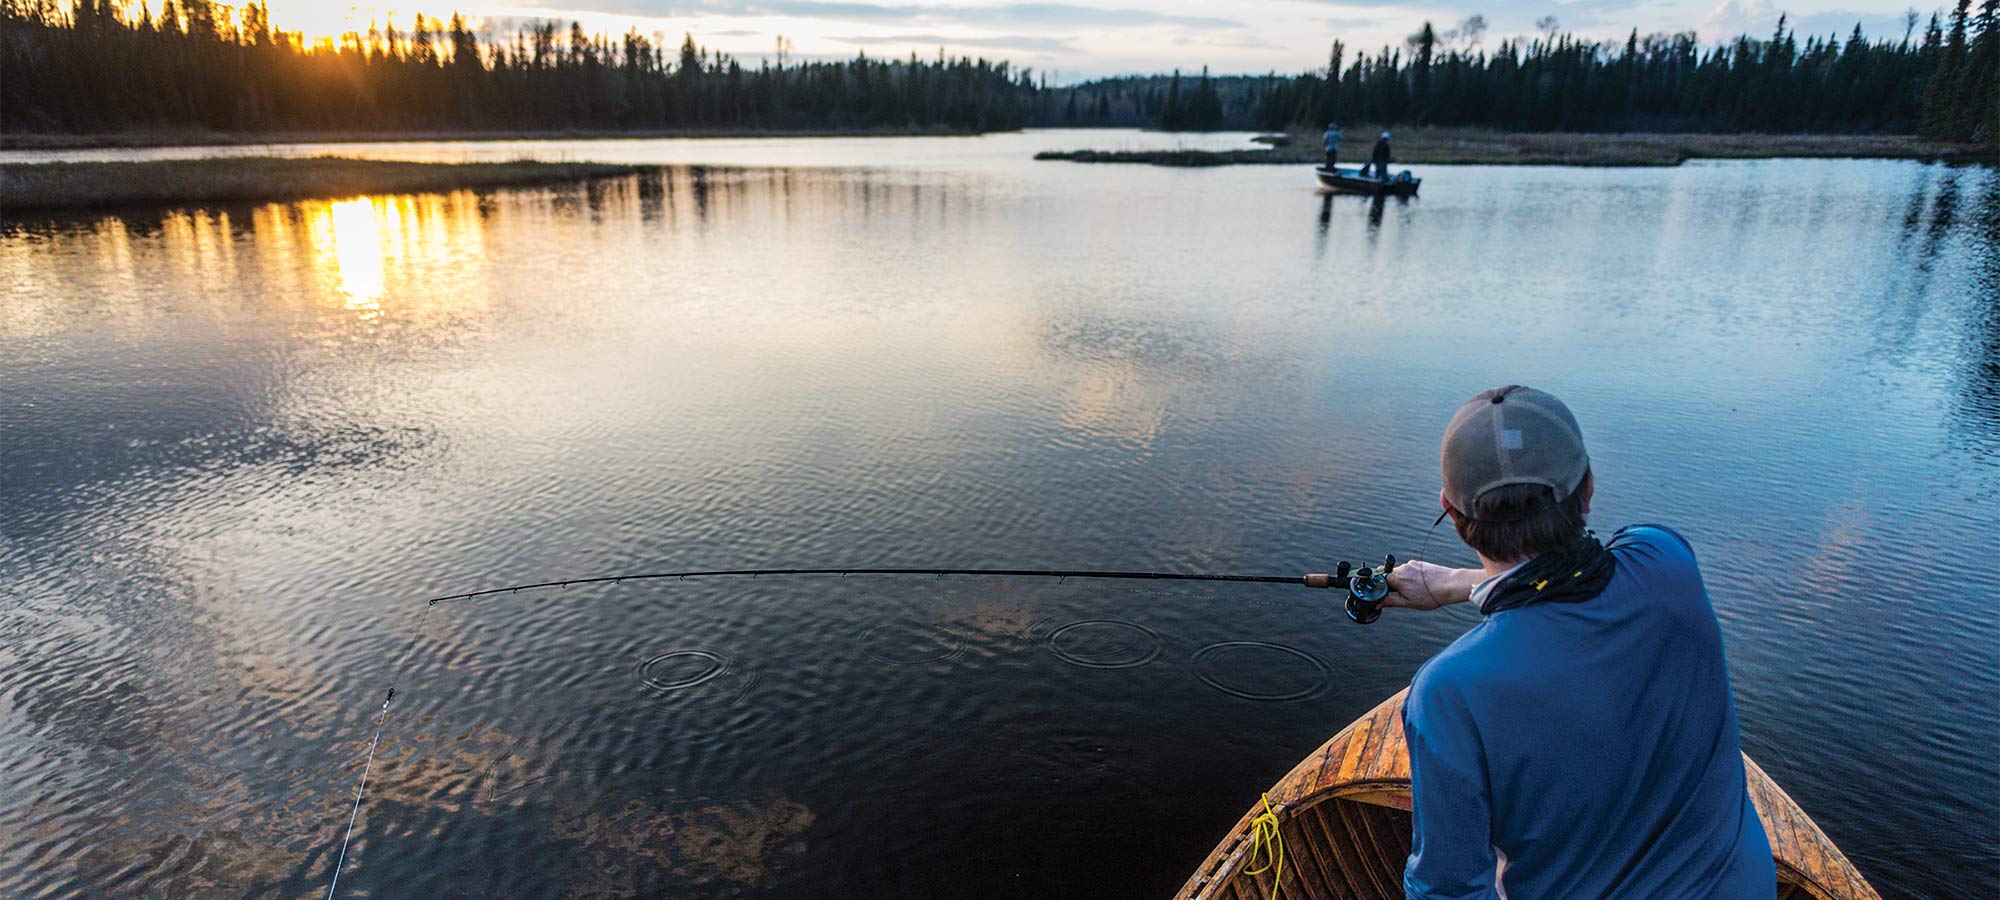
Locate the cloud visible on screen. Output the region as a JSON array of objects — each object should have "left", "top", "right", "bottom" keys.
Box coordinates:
[
  {"left": 1320, "top": 15, "right": 1391, "bottom": 31},
  {"left": 1696, "top": 0, "right": 1912, "bottom": 43},
  {"left": 795, "top": 1, "right": 1235, "bottom": 28},
  {"left": 1788, "top": 9, "right": 1919, "bottom": 42},
  {"left": 828, "top": 31, "right": 1076, "bottom": 51},
  {"left": 566, "top": 0, "right": 1242, "bottom": 29},
  {"left": 1698, "top": 0, "right": 1783, "bottom": 39}
]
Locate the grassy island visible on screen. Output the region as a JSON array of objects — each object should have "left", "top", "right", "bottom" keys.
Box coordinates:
[
  {"left": 1, "top": 157, "right": 647, "bottom": 213},
  {"left": 1036, "top": 129, "right": 1995, "bottom": 168},
  {"left": 0, "top": 126, "right": 993, "bottom": 152}
]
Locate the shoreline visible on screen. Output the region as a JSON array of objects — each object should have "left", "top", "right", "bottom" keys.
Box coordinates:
[
  {"left": 1037, "top": 128, "right": 1996, "bottom": 168},
  {"left": 1, "top": 125, "right": 998, "bottom": 152},
  {"left": 7, "top": 130, "right": 1991, "bottom": 214},
  {"left": 1, "top": 157, "right": 648, "bottom": 213}
]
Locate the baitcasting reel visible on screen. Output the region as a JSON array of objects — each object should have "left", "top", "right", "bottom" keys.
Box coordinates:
[{"left": 1305, "top": 554, "right": 1397, "bottom": 624}]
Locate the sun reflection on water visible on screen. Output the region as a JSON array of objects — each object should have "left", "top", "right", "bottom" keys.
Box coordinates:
[
  {"left": 1, "top": 189, "right": 504, "bottom": 348},
  {"left": 317, "top": 197, "right": 388, "bottom": 317}
]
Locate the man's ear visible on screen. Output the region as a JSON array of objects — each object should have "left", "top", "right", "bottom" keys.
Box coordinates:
[
  {"left": 1439, "top": 488, "right": 1451, "bottom": 513},
  {"left": 1578, "top": 471, "right": 1596, "bottom": 515}
]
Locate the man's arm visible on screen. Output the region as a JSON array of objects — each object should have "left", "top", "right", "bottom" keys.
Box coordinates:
[
  {"left": 1403, "top": 682, "right": 1501, "bottom": 900},
  {"left": 1383, "top": 562, "right": 1483, "bottom": 611}
]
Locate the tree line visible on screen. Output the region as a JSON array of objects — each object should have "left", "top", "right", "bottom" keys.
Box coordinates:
[
  {"left": 2, "top": 1, "right": 1994, "bottom": 141},
  {"left": 1, "top": 0, "right": 1036, "bottom": 134},
  {"left": 1055, "top": 7, "right": 1996, "bottom": 141}
]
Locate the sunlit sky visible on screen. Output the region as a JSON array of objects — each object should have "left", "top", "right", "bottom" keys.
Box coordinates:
[{"left": 255, "top": 1, "right": 1942, "bottom": 80}]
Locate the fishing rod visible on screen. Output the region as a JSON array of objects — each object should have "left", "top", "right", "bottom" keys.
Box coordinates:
[
  {"left": 322, "top": 557, "right": 1402, "bottom": 897},
  {"left": 423, "top": 558, "right": 1402, "bottom": 623}
]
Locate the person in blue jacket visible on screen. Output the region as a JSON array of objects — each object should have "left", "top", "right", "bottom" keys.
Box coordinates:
[{"left": 1381, "top": 386, "right": 1775, "bottom": 899}]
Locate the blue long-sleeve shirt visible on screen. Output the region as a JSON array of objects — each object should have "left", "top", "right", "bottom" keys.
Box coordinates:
[{"left": 1402, "top": 525, "right": 1776, "bottom": 899}]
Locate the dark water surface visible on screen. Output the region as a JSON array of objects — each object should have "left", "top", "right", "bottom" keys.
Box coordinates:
[{"left": 1, "top": 135, "right": 1995, "bottom": 899}]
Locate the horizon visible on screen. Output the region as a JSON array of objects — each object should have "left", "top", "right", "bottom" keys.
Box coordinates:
[{"left": 232, "top": 1, "right": 1946, "bottom": 82}]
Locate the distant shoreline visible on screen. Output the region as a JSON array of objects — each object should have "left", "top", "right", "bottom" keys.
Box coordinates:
[
  {"left": 7, "top": 131, "right": 1991, "bottom": 215},
  {"left": 0, "top": 125, "right": 999, "bottom": 152},
  {"left": 1, "top": 157, "right": 647, "bottom": 213},
  {"left": 1037, "top": 128, "right": 1996, "bottom": 168}
]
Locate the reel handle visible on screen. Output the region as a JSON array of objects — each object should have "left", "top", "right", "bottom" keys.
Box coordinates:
[
  {"left": 1305, "top": 556, "right": 1397, "bottom": 624},
  {"left": 1344, "top": 554, "right": 1397, "bottom": 625}
]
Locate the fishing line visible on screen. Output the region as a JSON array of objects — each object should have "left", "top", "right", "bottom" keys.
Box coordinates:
[
  {"left": 317, "top": 562, "right": 1381, "bottom": 896},
  {"left": 1416, "top": 508, "right": 1449, "bottom": 611},
  {"left": 325, "top": 599, "right": 436, "bottom": 900}
]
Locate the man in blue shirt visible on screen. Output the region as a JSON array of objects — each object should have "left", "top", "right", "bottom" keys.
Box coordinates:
[{"left": 1382, "top": 386, "right": 1775, "bottom": 899}]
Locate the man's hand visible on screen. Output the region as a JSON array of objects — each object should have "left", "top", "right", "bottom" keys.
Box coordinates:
[{"left": 1383, "top": 561, "right": 1483, "bottom": 611}]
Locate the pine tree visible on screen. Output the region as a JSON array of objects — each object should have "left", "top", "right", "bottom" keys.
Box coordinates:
[
  {"left": 181, "top": 0, "right": 214, "bottom": 40},
  {"left": 1961, "top": 0, "right": 1999, "bottom": 141},
  {"left": 1924, "top": 0, "right": 1972, "bottom": 137},
  {"left": 450, "top": 13, "right": 479, "bottom": 73},
  {"left": 1190, "top": 65, "right": 1223, "bottom": 129},
  {"left": 412, "top": 14, "right": 436, "bottom": 67},
  {"left": 242, "top": 1, "right": 270, "bottom": 46},
  {"left": 1411, "top": 22, "right": 1436, "bottom": 119},
  {"left": 1321, "top": 40, "right": 1345, "bottom": 125},
  {"left": 1161, "top": 69, "right": 1183, "bottom": 130}
]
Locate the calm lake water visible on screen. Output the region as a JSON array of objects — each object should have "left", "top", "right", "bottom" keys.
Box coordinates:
[{"left": 1, "top": 132, "right": 1994, "bottom": 899}]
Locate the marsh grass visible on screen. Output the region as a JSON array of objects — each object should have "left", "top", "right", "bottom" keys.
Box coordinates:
[
  {"left": 0, "top": 157, "right": 645, "bottom": 212},
  {"left": 1036, "top": 128, "right": 1995, "bottom": 168}
]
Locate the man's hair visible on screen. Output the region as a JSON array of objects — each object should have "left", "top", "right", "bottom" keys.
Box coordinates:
[{"left": 1450, "top": 468, "right": 1591, "bottom": 562}]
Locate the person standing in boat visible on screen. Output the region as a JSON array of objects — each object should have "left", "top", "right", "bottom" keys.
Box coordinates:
[
  {"left": 1382, "top": 386, "right": 1775, "bottom": 900},
  {"left": 1360, "top": 131, "right": 1392, "bottom": 179},
  {"left": 1321, "top": 123, "right": 1342, "bottom": 170}
]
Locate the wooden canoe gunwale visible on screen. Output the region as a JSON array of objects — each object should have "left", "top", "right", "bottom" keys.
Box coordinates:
[{"left": 1173, "top": 690, "right": 1882, "bottom": 900}]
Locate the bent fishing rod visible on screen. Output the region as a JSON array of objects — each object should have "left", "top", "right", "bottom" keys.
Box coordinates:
[{"left": 323, "top": 557, "right": 1402, "bottom": 898}]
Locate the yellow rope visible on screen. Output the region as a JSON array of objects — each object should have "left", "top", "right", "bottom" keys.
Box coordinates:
[{"left": 1241, "top": 793, "right": 1285, "bottom": 900}]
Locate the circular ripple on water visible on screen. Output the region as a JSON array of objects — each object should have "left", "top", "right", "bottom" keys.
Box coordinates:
[
  {"left": 633, "top": 650, "right": 758, "bottom": 705},
  {"left": 859, "top": 622, "right": 966, "bottom": 667},
  {"left": 1191, "top": 641, "right": 1332, "bottom": 702},
  {"left": 1043, "top": 619, "right": 1163, "bottom": 669}
]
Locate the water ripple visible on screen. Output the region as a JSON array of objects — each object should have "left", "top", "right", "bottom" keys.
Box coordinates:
[{"left": 1191, "top": 641, "right": 1334, "bottom": 702}]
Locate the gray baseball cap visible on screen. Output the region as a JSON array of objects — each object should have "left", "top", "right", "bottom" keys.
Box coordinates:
[{"left": 1440, "top": 386, "right": 1590, "bottom": 515}]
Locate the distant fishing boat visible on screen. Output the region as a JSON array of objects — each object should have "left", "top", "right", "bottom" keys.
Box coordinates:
[
  {"left": 1315, "top": 166, "right": 1420, "bottom": 197},
  {"left": 1172, "top": 690, "right": 1882, "bottom": 900}
]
